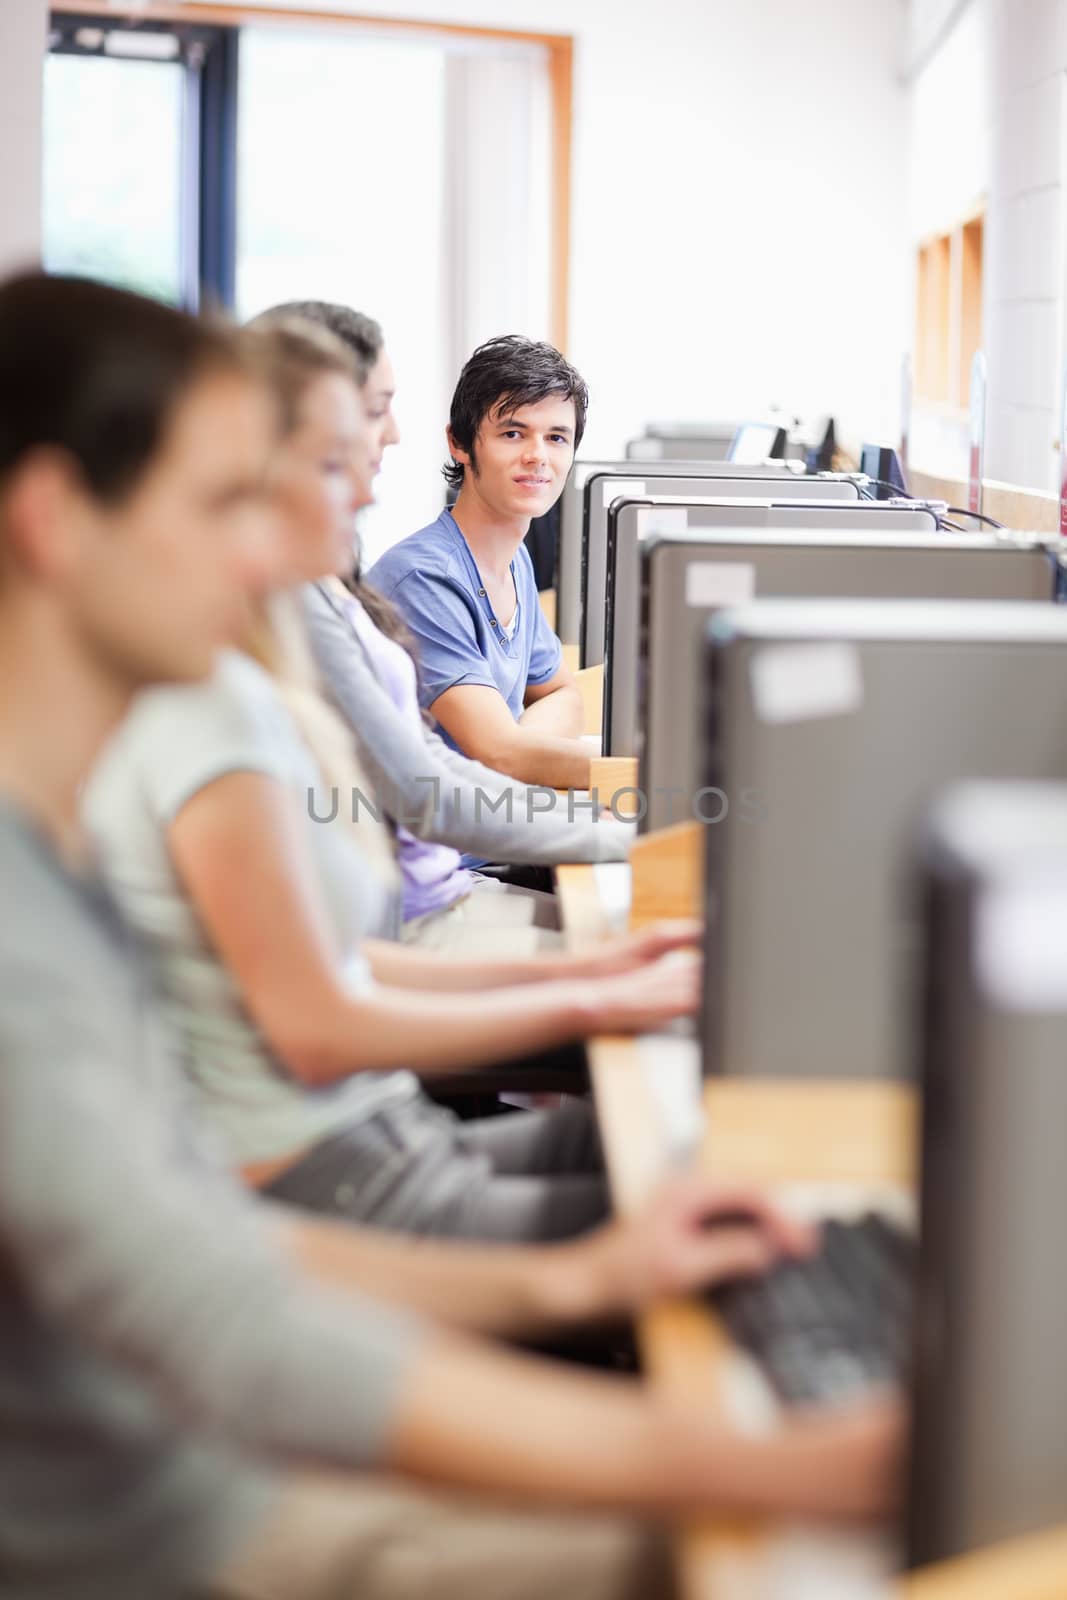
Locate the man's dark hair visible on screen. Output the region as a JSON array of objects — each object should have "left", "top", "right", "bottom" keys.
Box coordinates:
[
  {"left": 256, "top": 301, "right": 384, "bottom": 386},
  {"left": 444, "top": 335, "right": 588, "bottom": 491},
  {"left": 0, "top": 272, "right": 246, "bottom": 505}
]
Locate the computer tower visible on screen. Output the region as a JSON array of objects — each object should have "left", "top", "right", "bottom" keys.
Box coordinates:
[{"left": 909, "top": 781, "right": 1067, "bottom": 1565}]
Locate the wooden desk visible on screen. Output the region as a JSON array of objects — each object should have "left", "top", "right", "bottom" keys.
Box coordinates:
[{"left": 558, "top": 861, "right": 1062, "bottom": 1600}]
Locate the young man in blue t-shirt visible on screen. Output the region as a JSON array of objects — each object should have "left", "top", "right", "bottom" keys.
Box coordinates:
[{"left": 368, "top": 336, "right": 593, "bottom": 791}]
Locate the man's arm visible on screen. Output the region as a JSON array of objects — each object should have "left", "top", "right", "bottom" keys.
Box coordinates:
[
  {"left": 521, "top": 659, "right": 584, "bottom": 738},
  {"left": 284, "top": 1170, "right": 806, "bottom": 1339},
  {"left": 432, "top": 682, "right": 591, "bottom": 789},
  {"left": 388, "top": 1336, "right": 902, "bottom": 1522},
  {"left": 360, "top": 921, "right": 698, "bottom": 993},
  {"left": 0, "top": 982, "right": 900, "bottom": 1518}
]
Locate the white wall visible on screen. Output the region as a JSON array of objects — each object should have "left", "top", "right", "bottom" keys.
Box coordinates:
[
  {"left": 242, "top": 0, "right": 912, "bottom": 459},
  {"left": 0, "top": 0, "right": 47, "bottom": 275},
  {"left": 907, "top": 0, "right": 1067, "bottom": 491}
]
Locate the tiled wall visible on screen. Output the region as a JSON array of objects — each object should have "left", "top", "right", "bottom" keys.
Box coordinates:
[{"left": 909, "top": 0, "right": 1067, "bottom": 492}]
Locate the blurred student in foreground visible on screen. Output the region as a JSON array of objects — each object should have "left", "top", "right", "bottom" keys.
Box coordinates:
[{"left": 0, "top": 272, "right": 901, "bottom": 1600}]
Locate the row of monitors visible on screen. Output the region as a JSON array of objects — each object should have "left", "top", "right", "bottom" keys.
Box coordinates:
[
  {"left": 555, "top": 456, "right": 832, "bottom": 645},
  {"left": 587, "top": 480, "right": 918, "bottom": 668},
  {"left": 557, "top": 457, "right": 925, "bottom": 652},
  {"left": 580, "top": 466, "right": 1067, "bottom": 1566},
  {"left": 602, "top": 504, "right": 954, "bottom": 751},
  {"left": 625, "top": 524, "right": 1064, "bottom": 822}
]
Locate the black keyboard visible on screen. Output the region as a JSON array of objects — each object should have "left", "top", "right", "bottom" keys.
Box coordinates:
[{"left": 707, "top": 1212, "right": 916, "bottom": 1407}]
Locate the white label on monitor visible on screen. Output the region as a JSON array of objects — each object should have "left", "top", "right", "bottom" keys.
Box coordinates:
[
  {"left": 635, "top": 507, "right": 688, "bottom": 537},
  {"left": 976, "top": 881, "right": 1067, "bottom": 1010},
  {"left": 750, "top": 642, "right": 863, "bottom": 724},
  {"left": 602, "top": 478, "right": 644, "bottom": 507},
  {"left": 686, "top": 561, "right": 756, "bottom": 608}
]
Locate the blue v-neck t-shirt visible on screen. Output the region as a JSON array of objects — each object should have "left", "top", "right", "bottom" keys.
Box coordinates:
[{"left": 367, "top": 509, "right": 562, "bottom": 754}]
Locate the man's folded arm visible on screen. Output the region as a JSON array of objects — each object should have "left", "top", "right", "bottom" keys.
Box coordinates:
[{"left": 431, "top": 681, "right": 591, "bottom": 790}]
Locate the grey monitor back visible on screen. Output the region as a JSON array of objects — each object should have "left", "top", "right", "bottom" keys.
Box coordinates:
[
  {"left": 582, "top": 473, "right": 868, "bottom": 667},
  {"left": 557, "top": 458, "right": 806, "bottom": 646},
  {"left": 909, "top": 781, "right": 1067, "bottom": 1567},
  {"left": 700, "top": 600, "right": 1067, "bottom": 1083},
  {"left": 630, "top": 532, "right": 1060, "bottom": 811},
  {"left": 601, "top": 500, "right": 945, "bottom": 749},
  {"left": 626, "top": 430, "right": 735, "bottom": 461}
]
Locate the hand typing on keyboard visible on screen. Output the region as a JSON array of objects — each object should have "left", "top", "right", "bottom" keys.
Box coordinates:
[
  {"left": 576, "top": 1183, "right": 905, "bottom": 1522},
  {"left": 707, "top": 1211, "right": 916, "bottom": 1409},
  {"left": 566, "top": 918, "right": 703, "bottom": 982},
  {"left": 579, "top": 948, "right": 702, "bottom": 1034},
  {"left": 579, "top": 1171, "right": 817, "bottom": 1320}
]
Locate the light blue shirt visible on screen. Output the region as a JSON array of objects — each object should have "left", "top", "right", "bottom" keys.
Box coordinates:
[{"left": 367, "top": 509, "right": 562, "bottom": 754}]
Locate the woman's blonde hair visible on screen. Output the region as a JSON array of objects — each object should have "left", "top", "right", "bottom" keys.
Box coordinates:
[{"left": 244, "top": 314, "right": 358, "bottom": 428}]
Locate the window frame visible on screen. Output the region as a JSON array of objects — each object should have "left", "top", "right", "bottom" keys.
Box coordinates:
[{"left": 48, "top": 11, "right": 239, "bottom": 310}]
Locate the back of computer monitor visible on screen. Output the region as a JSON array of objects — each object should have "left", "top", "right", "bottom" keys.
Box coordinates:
[
  {"left": 909, "top": 781, "right": 1067, "bottom": 1567},
  {"left": 701, "top": 601, "right": 1067, "bottom": 1084},
  {"left": 582, "top": 473, "right": 866, "bottom": 668},
  {"left": 627, "top": 431, "right": 735, "bottom": 461},
  {"left": 861, "top": 442, "right": 909, "bottom": 499},
  {"left": 728, "top": 421, "right": 788, "bottom": 463},
  {"left": 633, "top": 536, "right": 1059, "bottom": 824},
  {"left": 558, "top": 458, "right": 804, "bottom": 647},
  {"left": 601, "top": 500, "right": 952, "bottom": 757}
]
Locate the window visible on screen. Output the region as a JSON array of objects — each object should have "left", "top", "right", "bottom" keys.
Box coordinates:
[
  {"left": 45, "top": 15, "right": 236, "bottom": 309},
  {"left": 235, "top": 25, "right": 450, "bottom": 549},
  {"left": 914, "top": 211, "right": 984, "bottom": 411},
  {"left": 43, "top": 48, "right": 186, "bottom": 303},
  {"left": 45, "top": 4, "right": 570, "bottom": 555}
]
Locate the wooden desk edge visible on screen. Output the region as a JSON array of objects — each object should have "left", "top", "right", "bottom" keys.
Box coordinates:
[{"left": 902, "top": 1523, "right": 1067, "bottom": 1598}]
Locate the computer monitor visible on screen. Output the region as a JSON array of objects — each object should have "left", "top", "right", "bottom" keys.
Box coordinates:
[
  {"left": 727, "top": 421, "right": 788, "bottom": 464},
  {"left": 581, "top": 470, "right": 868, "bottom": 667},
  {"left": 556, "top": 457, "right": 806, "bottom": 647},
  {"left": 629, "top": 531, "right": 1061, "bottom": 808},
  {"left": 599, "top": 499, "right": 944, "bottom": 755},
  {"left": 625, "top": 423, "right": 737, "bottom": 462},
  {"left": 700, "top": 600, "right": 1067, "bottom": 1083},
  {"left": 908, "top": 781, "right": 1067, "bottom": 1567},
  {"left": 860, "top": 442, "right": 909, "bottom": 499}
]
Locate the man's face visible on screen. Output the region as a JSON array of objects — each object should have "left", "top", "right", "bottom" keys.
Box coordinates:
[
  {"left": 66, "top": 371, "right": 279, "bottom": 688},
  {"left": 451, "top": 393, "right": 576, "bottom": 520}
]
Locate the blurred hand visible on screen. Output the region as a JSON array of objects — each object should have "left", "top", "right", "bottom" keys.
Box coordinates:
[
  {"left": 581, "top": 1173, "right": 815, "bottom": 1318},
  {"left": 777, "top": 1399, "right": 905, "bottom": 1521},
  {"left": 583, "top": 949, "right": 701, "bottom": 1034},
  {"left": 574, "top": 920, "right": 703, "bottom": 981}
]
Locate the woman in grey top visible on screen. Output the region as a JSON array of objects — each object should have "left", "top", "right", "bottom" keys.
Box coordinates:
[{"left": 86, "top": 317, "right": 698, "bottom": 1243}]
